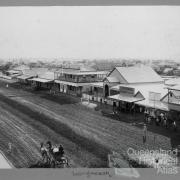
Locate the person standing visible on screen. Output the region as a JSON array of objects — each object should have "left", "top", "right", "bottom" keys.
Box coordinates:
[
  {"left": 160, "top": 112, "right": 164, "bottom": 126},
  {"left": 143, "top": 124, "right": 147, "bottom": 144},
  {"left": 144, "top": 108, "right": 148, "bottom": 123},
  {"left": 58, "top": 144, "right": 64, "bottom": 158},
  {"left": 164, "top": 117, "right": 168, "bottom": 129},
  {"left": 173, "top": 121, "right": 177, "bottom": 132},
  {"left": 7, "top": 142, "right": 12, "bottom": 153}
]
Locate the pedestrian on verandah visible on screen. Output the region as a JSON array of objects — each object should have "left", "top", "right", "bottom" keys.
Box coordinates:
[
  {"left": 147, "top": 116, "right": 151, "bottom": 124},
  {"left": 160, "top": 112, "right": 164, "bottom": 125},
  {"left": 131, "top": 103, "right": 135, "bottom": 114},
  {"left": 144, "top": 108, "right": 148, "bottom": 123},
  {"left": 155, "top": 116, "right": 160, "bottom": 126},
  {"left": 173, "top": 121, "right": 177, "bottom": 132},
  {"left": 150, "top": 109, "right": 156, "bottom": 125},
  {"left": 143, "top": 123, "right": 147, "bottom": 144},
  {"left": 163, "top": 116, "right": 168, "bottom": 129}
]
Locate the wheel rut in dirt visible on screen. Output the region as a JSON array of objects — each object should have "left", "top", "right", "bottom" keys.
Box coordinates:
[{"left": 0, "top": 94, "right": 110, "bottom": 167}]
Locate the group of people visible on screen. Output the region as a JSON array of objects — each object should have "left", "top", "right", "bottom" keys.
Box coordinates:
[
  {"left": 40, "top": 141, "right": 65, "bottom": 167},
  {"left": 144, "top": 108, "right": 178, "bottom": 132},
  {"left": 113, "top": 101, "right": 136, "bottom": 114}
]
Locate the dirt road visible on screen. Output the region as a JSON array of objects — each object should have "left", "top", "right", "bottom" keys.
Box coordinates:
[
  {"left": 0, "top": 98, "right": 108, "bottom": 168},
  {"left": 0, "top": 80, "right": 172, "bottom": 167}
]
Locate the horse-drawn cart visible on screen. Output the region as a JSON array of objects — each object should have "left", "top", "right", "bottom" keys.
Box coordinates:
[{"left": 32, "top": 141, "right": 70, "bottom": 168}]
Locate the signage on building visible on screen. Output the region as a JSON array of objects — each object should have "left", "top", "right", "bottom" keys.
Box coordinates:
[
  {"left": 119, "top": 86, "right": 135, "bottom": 95},
  {"left": 149, "top": 92, "right": 161, "bottom": 101}
]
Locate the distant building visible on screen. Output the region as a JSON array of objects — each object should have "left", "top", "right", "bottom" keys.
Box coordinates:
[
  {"left": 6, "top": 65, "right": 30, "bottom": 79},
  {"left": 104, "top": 66, "right": 164, "bottom": 96},
  {"left": 104, "top": 66, "right": 168, "bottom": 110},
  {"left": 163, "top": 67, "right": 174, "bottom": 74},
  {"left": 83, "top": 66, "right": 169, "bottom": 111},
  {"left": 164, "top": 77, "right": 180, "bottom": 86},
  {"left": 162, "top": 85, "right": 180, "bottom": 112},
  {"left": 173, "top": 69, "right": 180, "bottom": 76},
  {"left": 53, "top": 67, "right": 108, "bottom": 96},
  {"left": 29, "top": 71, "right": 55, "bottom": 90},
  {"left": 16, "top": 68, "right": 48, "bottom": 84}
]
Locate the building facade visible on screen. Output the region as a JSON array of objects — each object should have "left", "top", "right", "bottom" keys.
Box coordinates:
[{"left": 53, "top": 68, "right": 108, "bottom": 96}]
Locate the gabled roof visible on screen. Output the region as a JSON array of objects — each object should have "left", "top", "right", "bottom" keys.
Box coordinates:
[{"left": 115, "top": 66, "right": 163, "bottom": 84}]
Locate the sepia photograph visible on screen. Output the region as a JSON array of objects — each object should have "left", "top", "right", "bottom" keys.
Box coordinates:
[{"left": 0, "top": 3, "right": 180, "bottom": 180}]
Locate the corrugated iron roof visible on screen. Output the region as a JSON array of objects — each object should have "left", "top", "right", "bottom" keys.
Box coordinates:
[
  {"left": 115, "top": 66, "right": 163, "bottom": 83},
  {"left": 30, "top": 78, "right": 53, "bottom": 83}
]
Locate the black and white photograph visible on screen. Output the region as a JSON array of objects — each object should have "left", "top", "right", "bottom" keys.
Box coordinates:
[{"left": 0, "top": 4, "right": 180, "bottom": 179}]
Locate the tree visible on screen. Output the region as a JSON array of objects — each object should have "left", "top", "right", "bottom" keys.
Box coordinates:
[{"left": 0, "top": 62, "right": 13, "bottom": 74}]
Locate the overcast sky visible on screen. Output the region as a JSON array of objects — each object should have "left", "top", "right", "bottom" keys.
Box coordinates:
[{"left": 0, "top": 6, "right": 180, "bottom": 61}]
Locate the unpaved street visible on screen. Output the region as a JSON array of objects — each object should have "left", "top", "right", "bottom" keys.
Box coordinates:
[{"left": 0, "top": 80, "right": 173, "bottom": 167}]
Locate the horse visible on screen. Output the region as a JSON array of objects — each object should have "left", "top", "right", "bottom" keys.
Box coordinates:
[{"left": 40, "top": 142, "right": 69, "bottom": 168}]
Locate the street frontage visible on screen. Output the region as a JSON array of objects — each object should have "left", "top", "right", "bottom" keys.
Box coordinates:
[{"left": 0, "top": 79, "right": 179, "bottom": 168}]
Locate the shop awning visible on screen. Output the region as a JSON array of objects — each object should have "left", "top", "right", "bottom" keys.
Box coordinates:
[
  {"left": 135, "top": 99, "right": 169, "bottom": 111},
  {"left": 108, "top": 94, "right": 144, "bottom": 103},
  {"left": 29, "top": 78, "right": 53, "bottom": 83},
  {"left": 90, "top": 82, "right": 104, "bottom": 88},
  {"left": 55, "top": 80, "right": 103, "bottom": 87},
  {"left": 55, "top": 80, "right": 80, "bottom": 87},
  {"left": 17, "top": 74, "right": 35, "bottom": 80}
]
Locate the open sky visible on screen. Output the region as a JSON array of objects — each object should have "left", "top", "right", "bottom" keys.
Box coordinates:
[{"left": 0, "top": 6, "right": 180, "bottom": 61}]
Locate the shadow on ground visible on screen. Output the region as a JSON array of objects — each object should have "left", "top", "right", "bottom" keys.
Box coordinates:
[
  {"left": 96, "top": 103, "right": 180, "bottom": 150},
  {"left": 40, "top": 93, "right": 79, "bottom": 105},
  {"left": 9, "top": 82, "right": 80, "bottom": 105}
]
